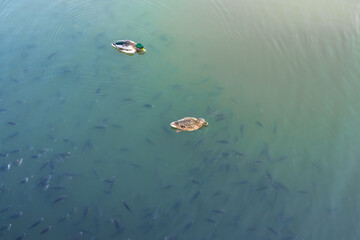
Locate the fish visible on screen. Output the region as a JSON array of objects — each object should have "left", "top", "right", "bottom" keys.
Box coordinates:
[
  {"left": 273, "top": 124, "right": 277, "bottom": 133},
  {"left": 255, "top": 121, "right": 263, "bottom": 127},
  {"left": 265, "top": 170, "right": 272, "bottom": 181},
  {"left": 0, "top": 223, "right": 11, "bottom": 231},
  {"left": 0, "top": 205, "right": 12, "bottom": 213},
  {"left": 40, "top": 225, "right": 51, "bottom": 235},
  {"left": 240, "top": 123, "right": 244, "bottom": 136},
  {"left": 143, "top": 104, "right": 154, "bottom": 108},
  {"left": 172, "top": 199, "right": 182, "bottom": 210},
  {"left": 122, "top": 200, "right": 132, "bottom": 213},
  {"left": 7, "top": 121, "right": 17, "bottom": 125},
  {"left": 29, "top": 217, "right": 44, "bottom": 229},
  {"left": 3, "top": 132, "right": 19, "bottom": 142},
  {"left": 38, "top": 175, "right": 52, "bottom": 186},
  {"left": 19, "top": 177, "right": 29, "bottom": 184},
  {"left": 15, "top": 233, "right": 26, "bottom": 240},
  {"left": 145, "top": 138, "right": 155, "bottom": 145},
  {"left": 190, "top": 179, "right": 201, "bottom": 185},
  {"left": 58, "top": 213, "right": 70, "bottom": 222},
  {"left": 52, "top": 195, "right": 68, "bottom": 204},
  {"left": 47, "top": 52, "right": 57, "bottom": 60},
  {"left": 0, "top": 163, "right": 10, "bottom": 171},
  {"left": 217, "top": 140, "right": 229, "bottom": 144},
  {"left": 0, "top": 153, "right": 9, "bottom": 157},
  {"left": 163, "top": 184, "right": 175, "bottom": 190},
  {"left": 13, "top": 158, "right": 23, "bottom": 167},
  {"left": 74, "top": 231, "right": 83, "bottom": 240},
  {"left": 267, "top": 227, "right": 278, "bottom": 235},
  {"left": 205, "top": 218, "right": 217, "bottom": 223},
  {"left": 0, "top": 108, "right": 7, "bottom": 113},
  {"left": 189, "top": 191, "right": 200, "bottom": 202},
  {"left": 213, "top": 209, "right": 226, "bottom": 214},
  {"left": 8, "top": 211, "right": 22, "bottom": 219},
  {"left": 95, "top": 88, "right": 101, "bottom": 94},
  {"left": 82, "top": 205, "right": 90, "bottom": 220}
]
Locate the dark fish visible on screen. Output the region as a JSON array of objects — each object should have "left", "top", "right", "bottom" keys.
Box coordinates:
[
  {"left": 0, "top": 153, "right": 9, "bottom": 157},
  {"left": 172, "top": 199, "right": 182, "bottom": 210},
  {"left": 52, "top": 195, "right": 68, "bottom": 204},
  {"left": 163, "top": 184, "right": 175, "bottom": 189},
  {"left": 16, "top": 233, "right": 26, "bottom": 240},
  {"left": 123, "top": 97, "right": 133, "bottom": 102},
  {"left": 13, "top": 158, "right": 23, "bottom": 167},
  {"left": 212, "top": 190, "right": 222, "bottom": 197},
  {"left": 217, "top": 140, "right": 229, "bottom": 144},
  {"left": 58, "top": 213, "right": 70, "bottom": 222},
  {"left": 0, "top": 108, "right": 7, "bottom": 112},
  {"left": 3, "top": 132, "right": 19, "bottom": 141},
  {"left": 0, "top": 205, "right": 12, "bottom": 213},
  {"left": 122, "top": 200, "right": 132, "bottom": 213},
  {"left": 267, "top": 227, "right": 278, "bottom": 235},
  {"left": 8, "top": 211, "right": 22, "bottom": 219},
  {"left": 240, "top": 123, "right": 244, "bottom": 136},
  {"left": 94, "top": 124, "right": 107, "bottom": 129},
  {"left": 112, "top": 218, "right": 122, "bottom": 232},
  {"left": 38, "top": 175, "right": 52, "bottom": 186},
  {"left": 7, "top": 121, "right": 16, "bottom": 125},
  {"left": 271, "top": 180, "right": 290, "bottom": 193},
  {"left": 29, "top": 217, "right": 44, "bottom": 229},
  {"left": 0, "top": 163, "right": 10, "bottom": 171},
  {"left": 74, "top": 231, "right": 83, "bottom": 240},
  {"left": 189, "top": 191, "right": 200, "bottom": 202},
  {"left": 190, "top": 179, "right": 201, "bottom": 185},
  {"left": 183, "top": 221, "right": 193, "bottom": 232},
  {"left": 40, "top": 225, "right": 51, "bottom": 235},
  {"left": 213, "top": 209, "right": 226, "bottom": 214},
  {"left": 145, "top": 138, "right": 155, "bottom": 145},
  {"left": 257, "top": 186, "right": 268, "bottom": 191},
  {"left": 204, "top": 218, "right": 216, "bottom": 223},
  {"left": 95, "top": 88, "right": 101, "bottom": 94},
  {"left": 272, "top": 124, "right": 277, "bottom": 133},
  {"left": 265, "top": 170, "right": 272, "bottom": 181},
  {"left": 102, "top": 176, "right": 115, "bottom": 185},
  {"left": 255, "top": 121, "right": 263, "bottom": 127},
  {"left": 19, "top": 177, "right": 29, "bottom": 184},
  {"left": 142, "top": 104, "right": 154, "bottom": 108},
  {"left": 47, "top": 52, "right": 57, "bottom": 60},
  {"left": 0, "top": 223, "right": 11, "bottom": 231},
  {"left": 82, "top": 205, "right": 90, "bottom": 220},
  {"left": 91, "top": 169, "right": 99, "bottom": 178}
]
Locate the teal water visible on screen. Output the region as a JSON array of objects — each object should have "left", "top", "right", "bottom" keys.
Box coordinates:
[{"left": 1, "top": 0, "right": 360, "bottom": 239}]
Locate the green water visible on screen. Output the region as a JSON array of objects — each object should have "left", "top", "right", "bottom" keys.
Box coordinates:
[{"left": 1, "top": 0, "right": 360, "bottom": 239}]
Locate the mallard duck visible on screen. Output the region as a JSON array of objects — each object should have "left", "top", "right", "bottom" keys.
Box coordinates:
[
  {"left": 111, "top": 40, "right": 146, "bottom": 55},
  {"left": 170, "top": 117, "right": 208, "bottom": 132}
]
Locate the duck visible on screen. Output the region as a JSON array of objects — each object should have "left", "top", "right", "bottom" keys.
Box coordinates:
[
  {"left": 111, "top": 40, "right": 146, "bottom": 55},
  {"left": 170, "top": 117, "right": 208, "bottom": 132}
]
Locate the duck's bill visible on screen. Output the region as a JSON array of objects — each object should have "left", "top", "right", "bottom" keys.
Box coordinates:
[
  {"left": 170, "top": 122, "right": 177, "bottom": 128},
  {"left": 111, "top": 43, "right": 118, "bottom": 49},
  {"left": 142, "top": 48, "right": 146, "bottom": 52},
  {"left": 204, "top": 122, "right": 208, "bottom": 126}
]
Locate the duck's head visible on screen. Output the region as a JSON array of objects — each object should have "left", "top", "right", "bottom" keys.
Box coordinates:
[
  {"left": 198, "top": 118, "right": 208, "bottom": 126},
  {"left": 135, "top": 43, "right": 146, "bottom": 54}
]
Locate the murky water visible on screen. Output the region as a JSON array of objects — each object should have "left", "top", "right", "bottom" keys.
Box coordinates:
[{"left": 1, "top": 0, "right": 360, "bottom": 239}]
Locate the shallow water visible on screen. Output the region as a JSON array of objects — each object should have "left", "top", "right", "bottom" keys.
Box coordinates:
[{"left": 1, "top": 0, "right": 360, "bottom": 239}]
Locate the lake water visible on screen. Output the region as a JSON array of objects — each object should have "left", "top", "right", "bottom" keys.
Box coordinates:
[{"left": 1, "top": 0, "right": 360, "bottom": 239}]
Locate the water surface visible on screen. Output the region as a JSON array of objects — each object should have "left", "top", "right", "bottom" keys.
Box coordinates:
[{"left": 1, "top": 0, "right": 360, "bottom": 239}]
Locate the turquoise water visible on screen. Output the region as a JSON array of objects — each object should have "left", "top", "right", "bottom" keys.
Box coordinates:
[{"left": 1, "top": 0, "right": 360, "bottom": 239}]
